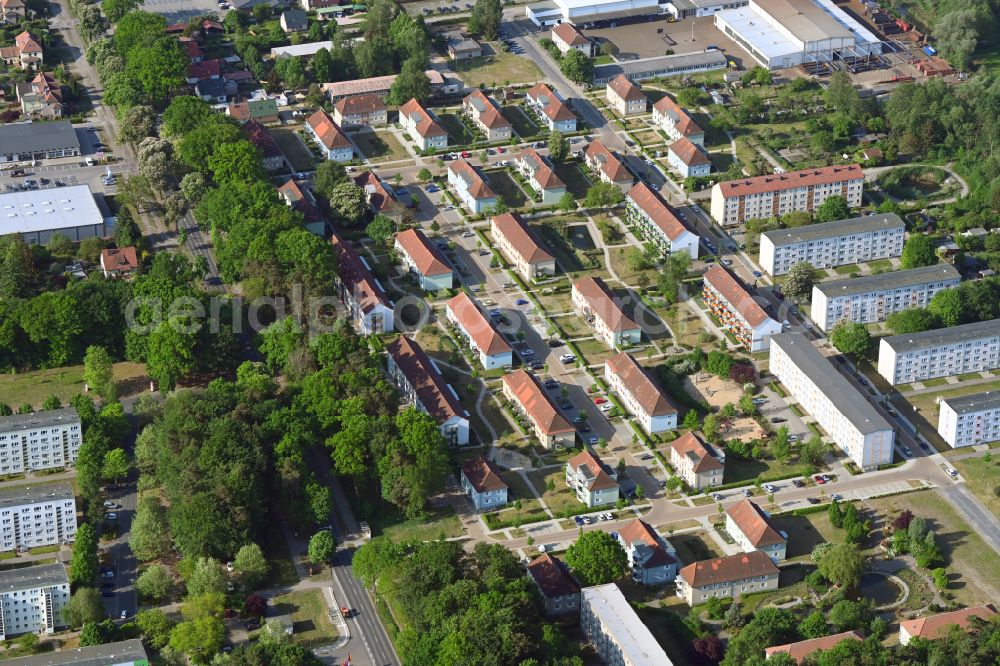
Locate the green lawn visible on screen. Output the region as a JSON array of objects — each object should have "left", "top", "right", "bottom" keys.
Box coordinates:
[
  {"left": 867, "top": 258, "right": 894, "bottom": 272},
  {"left": 771, "top": 511, "right": 840, "bottom": 561},
  {"left": 952, "top": 457, "right": 1000, "bottom": 523},
  {"left": 270, "top": 589, "right": 339, "bottom": 648},
  {"left": 920, "top": 377, "right": 950, "bottom": 388},
  {"left": 0, "top": 362, "right": 148, "bottom": 410},
  {"left": 271, "top": 128, "right": 319, "bottom": 171},
  {"left": 670, "top": 531, "right": 721, "bottom": 564},
  {"left": 437, "top": 113, "right": 476, "bottom": 146},
  {"left": 550, "top": 314, "right": 592, "bottom": 338},
  {"left": 485, "top": 169, "right": 528, "bottom": 208},
  {"left": 379, "top": 506, "right": 464, "bottom": 542},
  {"left": 572, "top": 337, "right": 618, "bottom": 365},
  {"left": 526, "top": 468, "right": 580, "bottom": 516},
  {"left": 722, "top": 458, "right": 814, "bottom": 486},
  {"left": 348, "top": 128, "right": 409, "bottom": 163},
  {"left": 833, "top": 264, "right": 859, "bottom": 275},
  {"left": 503, "top": 105, "right": 539, "bottom": 138},
  {"left": 553, "top": 162, "right": 592, "bottom": 200},
  {"left": 607, "top": 246, "right": 659, "bottom": 286},
  {"left": 454, "top": 53, "right": 543, "bottom": 87}
]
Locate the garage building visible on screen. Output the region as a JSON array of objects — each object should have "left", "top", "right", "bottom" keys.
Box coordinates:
[
  {"left": 714, "top": 0, "right": 880, "bottom": 69},
  {"left": 0, "top": 185, "right": 114, "bottom": 244}
]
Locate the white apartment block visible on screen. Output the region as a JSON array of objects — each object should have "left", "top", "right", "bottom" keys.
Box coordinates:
[
  {"left": 878, "top": 319, "right": 1000, "bottom": 386},
  {"left": 725, "top": 499, "right": 787, "bottom": 563},
  {"left": 759, "top": 213, "right": 905, "bottom": 276},
  {"left": 446, "top": 292, "right": 512, "bottom": 370},
  {"left": 581, "top": 584, "right": 673, "bottom": 666},
  {"left": 0, "top": 563, "right": 69, "bottom": 640},
  {"left": 811, "top": 264, "right": 961, "bottom": 332},
  {"left": 572, "top": 277, "right": 641, "bottom": 350},
  {"left": 624, "top": 183, "right": 699, "bottom": 260},
  {"left": 651, "top": 96, "right": 704, "bottom": 146},
  {"left": 490, "top": 211, "right": 556, "bottom": 282},
  {"left": 770, "top": 333, "right": 895, "bottom": 470},
  {"left": 710, "top": 164, "right": 864, "bottom": 226},
  {"left": 669, "top": 432, "right": 724, "bottom": 490},
  {"left": 604, "top": 352, "right": 678, "bottom": 434},
  {"left": 565, "top": 449, "right": 619, "bottom": 508},
  {"left": 0, "top": 483, "right": 76, "bottom": 553},
  {"left": 702, "top": 265, "right": 781, "bottom": 352},
  {"left": 0, "top": 409, "right": 81, "bottom": 474},
  {"left": 937, "top": 391, "right": 1000, "bottom": 449}
]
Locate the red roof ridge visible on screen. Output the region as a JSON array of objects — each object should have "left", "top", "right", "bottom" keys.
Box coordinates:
[
  {"left": 394, "top": 228, "right": 451, "bottom": 277},
  {"left": 703, "top": 264, "right": 772, "bottom": 328},
  {"left": 503, "top": 369, "right": 574, "bottom": 435},
  {"left": 605, "top": 352, "right": 677, "bottom": 417},
  {"left": 726, "top": 499, "right": 785, "bottom": 547},
  {"left": 447, "top": 292, "right": 511, "bottom": 356},
  {"left": 717, "top": 163, "right": 863, "bottom": 197}
]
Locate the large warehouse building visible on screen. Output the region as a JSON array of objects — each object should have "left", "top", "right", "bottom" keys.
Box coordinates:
[
  {"left": 714, "top": 0, "right": 880, "bottom": 69},
  {"left": 527, "top": 0, "right": 661, "bottom": 27},
  {"left": 0, "top": 185, "right": 114, "bottom": 244}
]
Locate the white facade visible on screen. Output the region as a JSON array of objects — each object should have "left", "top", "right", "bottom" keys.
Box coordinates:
[
  {"left": 938, "top": 392, "right": 1000, "bottom": 449},
  {"left": 603, "top": 353, "right": 678, "bottom": 434},
  {"left": 526, "top": 0, "right": 659, "bottom": 27},
  {"left": 770, "top": 333, "right": 894, "bottom": 470},
  {"left": 447, "top": 161, "right": 498, "bottom": 213},
  {"left": 667, "top": 143, "right": 712, "bottom": 178},
  {"left": 878, "top": 320, "right": 1000, "bottom": 386},
  {"left": 0, "top": 564, "right": 69, "bottom": 640},
  {"left": 0, "top": 409, "right": 81, "bottom": 474},
  {"left": 580, "top": 584, "right": 672, "bottom": 666},
  {"left": 759, "top": 213, "right": 905, "bottom": 276},
  {"left": 811, "top": 265, "right": 961, "bottom": 332},
  {"left": 0, "top": 484, "right": 76, "bottom": 552},
  {"left": 624, "top": 184, "right": 699, "bottom": 260},
  {"left": 446, "top": 294, "right": 513, "bottom": 370},
  {"left": 702, "top": 265, "right": 782, "bottom": 352},
  {"left": 571, "top": 278, "right": 642, "bottom": 350}
]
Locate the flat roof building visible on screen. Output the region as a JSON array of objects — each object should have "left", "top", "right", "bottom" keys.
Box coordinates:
[
  {"left": 810, "top": 264, "right": 961, "bottom": 332},
  {"left": 770, "top": 333, "right": 894, "bottom": 469},
  {"left": 0, "top": 482, "right": 77, "bottom": 552},
  {"left": 759, "top": 213, "right": 905, "bottom": 276},
  {"left": 0, "top": 408, "right": 81, "bottom": 474},
  {"left": 878, "top": 319, "right": 1000, "bottom": 386},
  {"left": 526, "top": 0, "right": 660, "bottom": 27},
  {"left": 0, "top": 184, "right": 113, "bottom": 244},
  {"left": 0, "top": 120, "right": 80, "bottom": 163},
  {"left": 937, "top": 391, "right": 1000, "bottom": 449},
  {"left": 3, "top": 639, "right": 148, "bottom": 666},
  {"left": 703, "top": 264, "right": 781, "bottom": 352},
  {"left": 666, "top": 0, "right": 749, "bottom": 19},
  {"left": 592, "top": 50, "right": 727, "bottom": 84},
  {"left": 0, "top": 563, "right": 69, "bottom": 640},
  {"left": 581, "top": 584, "right": 673, "bottom": 666}
]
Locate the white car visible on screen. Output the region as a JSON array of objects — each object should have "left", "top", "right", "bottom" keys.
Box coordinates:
[
  {"left": 763, "top": 483, "right": 777, "bottom": 493},
  {"left": 946, "top": 468, "right": 959, "bottom": 478},
  {"left": 559, "top": 354, "right": 576, "bottom": 364},
  {"left": 783, "top": 320, "right": 791, "bottom": 329},
  {"left": 120, "top": 610, "right": 128, "bottom": 619},
  {"left": 599, "top": 403, "right": 613, "bottom": 412}
]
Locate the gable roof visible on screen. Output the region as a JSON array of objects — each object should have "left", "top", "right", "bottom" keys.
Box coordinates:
[
  {"left": 277, "top": 178, "right": 324, "bottom": 223},
  {"left": 573, "top": 276, "right": 638, "bottom": 332},
  {"left": 585, "top": 140, "right": 631, "bottom": 184},
  {"left": 626, "top": 182, "right": 691, "bottom": 242},
  {"left": 703, "top": 264, "right": 773, "bottom": 328},
  {"left": 100, "top": 247, "right": 139, "bottom": 272},
  {"left": 491, "top": 212, "right": 554, "bottom": 264},
  {"left": 460, "top": 456, "right": 506, "bottom": 493},
  {"left": 652, "top": 96, "right": 703, "bottom": 137},
  {"left": 516, "top": 148, "right": 563, "bottom": 190},
  {"left": 552, "top": 22, "right": 589, "bottom": 47},
  {"left": 181, "top": 38, "right": 204, "bottom": 59},
  {"left": 448, "top": 159, "right": 496, "bottom": 200},
  {"left": 678, "top": 551, "right": 779, "bottom": 588},
  {"left": 334, "top": 92, "right": 387, "bottom": 115},
  {"left": 306, "top": 109, "right": 352, "bottom": 150},
  {"left": 605, "top": 352, "right": 677, "bottom": 417},
  {"left": 566, "top": 448, "right": 618, "bottom": 491},
  {"left": 399, "top": 98, "right": 448, "bottom": 137},
  {"left": 669, "top": 137, "right": 710, "bottom": 166},
  {"left": 716, "top": 163, "right": 864, "bottom": 198},
  {"left": 527, "top": 83, "right": 576, "bottom": 122},
  {"left": 764, "top": 631, "right": 864, "bottom": 663},
  {"left": 386, "top": 336, "right": 466, "bottom": 425},
  {"left": 394, "top": 228, "right": 451, "bottom": 277},
  {"left": 354, "top": 170, "right": 401, "bottom": 217},
  {"left": 618, "top": 519, "right": 676, "bottom": 568},
  {"left": 607, "top": 74, "right": 645, "bottom": 102},
  {"left": 464, "top": 89, "right": 511, "bottom": 130},
  {"left": 669, "top": 431, "right": 722, "bottom": 472},
  {"left": 503, "top": 369, "right": 574, "bottom": 435},
  {"left": 330, "top": 232, "right": 391, "bottom": 315},
  {"left": 899, "top": 606, "right": 997, "bottom": 642},
  {"left": 240, "top": 119, "right": 282, "bottom": 158},
  {"left": 527, "top": 553, "right": 580, "bottom": 598},
  {"left": 446, "top": 292, "right": 511, "bottom": 356},
  {"left": 14, "top": 31, "right": 41, "bottom": 54},
  {"left": 726, "top": 499, "right": 785, "bottom": 547}
]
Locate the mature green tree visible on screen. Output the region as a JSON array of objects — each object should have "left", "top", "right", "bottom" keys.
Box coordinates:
[
  {"left": 117, "top": 104, "right": 157, "bottom": 145},
  {"left": 305, "top": 481, "right": 331, "bottom": 525},
  {"left": 179, "top": 172, "right": 207, "bottom": 205},
  {"left": 886, "top": 308, "right": 938, "bottom": 334},
  {"left": 209, "top": 140, "right": 264, "bottom": 186},
  {"left": 798, "top": 610, "right": 828, "bottom": 638},
  {"left": 824, "top": 71, "right": 862, "bottom": 117},
  {"left": 70, "top": 523, "right": 99, "bottom": 588},
  {"left": 169, "top": 615, "right": 225, "bottom": 663},
  {"left": 829, "top": 599, "right": 873, "bottom": 631},
  {"left": 935, "top": 8, "right": 978, "bottom": 70},
  {"left": 78, "top": 5, "right": 109, "bottom": 42},
  {"left": 80, "top": 619, "right": 118, "bottom": 647},
  {"left": 145, "top": 319, "right": 197, "bottom": 390},
  {"left": 583, "top": 182, "right": 625, "bottom": 208},
  {"left": 126, "top": 38, "right": 188, "bottom": 106},
  {"left": 186, "top": 557, "right": 227, "bottom": 596},
  {"left": 901, "top": 233, "right": 938, "bottom": 269},
  {"left": 63, "top": 587, "right": 105, "bottom": 627},
  {"left": 313, "top": 161, "right": 349, "bottom": 199},
  {"left": 313, "top": 47, "right": 334, "bottom": 82},
  {"left": 103, "top": 70, "right": 144, "bottom": 108},
  {"left": 102, "top": 0, "right": 144, "bottom": 22},
  {"left": 800, "top": 435, "right": 826, "bottom": 467},
  {"left": 560, "top": 49, "right": 593, "bottom": 84},
  {"left": 354, "top": 36, "right": 394, "bottom": 78},
  {"left": 136, "top": 609, "right": 174, "bottom": 650},
  {"left": 353, "top": 537, "right": 406, "bottom": 588},
  {"left": 772, "top": 426, "right": 791, "bottom": 463},
  {"left": 102, "top": 448, "right": 129, "bottom": 485},
  {"left": 722, "top": 607, "right": 797, "bottom": 666},
  {"left": 564, "top": 531, "right": 628, "bottom": 586},
  {"left": 163, "top": 96, "right": 216, "bottom": 138},
  {"left": 817, "top": 542, "right": 864, "bottom": 589},
  {"left": 327, "top": 182, "right": 369, "bottom": 226},
  {"left": 829, "top": 320, "right": 871, "bottom": 356},
  {"left": 929, "top": 288, "right": 963, "bottom": 327},
  {"left": 815, "top": 195, "right": 851, "bottom": 223},
  {"left": 233, "top": 543, "right": 269, "bottom": 589},
  {"left": 548, "top": 130, "right": 568, "bottom": 164},
  {"left": 380, "top": 409, "right": 449, "bottom": 517},
  {"left": 308, "top": 530, "right": 336, "bottom": 566},
  {"left": 113, "top": 208, "right": 142, "bottom": 247},
  {"left": 468, "top": 0, "right": 502, "bottom": 39},
  {"left": 386, "top": 56, "right": 431, "bottom": 105},
  {"left": 557, "top": 191, "right": 577, "bottom": 212},
  {"left": 782, "top": 261, "right": 817, "bottom": 300},
  {"left": 135, "top": 564, "right": 173, "bottom": 601},
  {"left": 365, "top": 214, "right": 396, "bottom": 245}
]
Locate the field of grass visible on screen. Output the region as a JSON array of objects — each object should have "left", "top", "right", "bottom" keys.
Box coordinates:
[
  {"left": 722, "top": 458, "right": 814, "bottom": 486},
  {"left": 906, "top": 379, "right": 1000, "bottom": 424},
  {"left": 0, "top": 362, "right": 148, "bottom": 410},
  {"left": 670, "top": 531, "right": 721, "bottom": 564},
  {"left": 952, "top": 457, "right": 1000, "bottom": 521},
  {"left": 607, "top": 246, "right": 658, "bottom": 286},
  {"left": 485, "top": 169, "right": 528, "bottom": 208},
  {"left": 348, "top": 129, "right": 409, "bottom": 163},
  {"left": 526, "top": 468, "right": 579, "bottom": 516},
  {"left": 658, "top": 302, "right": 706, "bottom": 349},
  {"left": 454, "top": 53, "right": 543, "bottom": 87},
  {"left": 271, "top": 589, "right": 339, "bottom": 648},
  {"left": 771, "top": 511, "right": 840, "bottom": 561},
  {"left": 553, "top": 163, "right": 592, "bottom": 200},
  {"left": 379, "top": 506, "right": 464, "bottom": 542},
  {"left": 551, "top": 314, "right": 591, "bottom": 338},
  {"left": 573, "top": 337, "right": 617, "bottom": 366},
  {"left": 503, "top": 105, "right": 539, "bottom": 138},
  {"left": 271, "top": 128, "right": 319, "bottom": 171}
]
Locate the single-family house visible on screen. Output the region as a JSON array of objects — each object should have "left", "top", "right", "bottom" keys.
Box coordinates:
[
  {"left": 606, "top": 74, "right": 646, "bottom": 116},
  {"left": 459, "top": 457, "right": 508, "bottom": 510},
  {"left": 726, "top": 499, "right": 787, "bottom": 563},
  {"left": 550, "top": 23, "right": 593, "bottom": 56},
  {"left": 277, "top": 179, "right": 326, "bottom": 236},
  {"left": 393, "top": 228, "right": 453, "bottom": 292},
  {"left": 100, "top": 247, "right": 139, "bottom": 279},
  {"left": 676, "top": 551, "right": 780, "bottom": 605},
  {"left": 279, "top": 9, "right": 308, "bottom": 32},
  {"left": 668, "top": 137, "right": 712, "bottom": 178},
  {"left": 330, "top": 233, "right": 394, "bottom": 335},
  {"left": 490, "top": 211, "right": 556, "bottom": 281},
  {"left": 669, "top": 431, "right": 724, "bottom": 490},
  {"left": 240, "top": 120, "right": 285, "bottom": 171},
  {"left": 305, "top": 109, "right": 354, "bottom": 162},
  {"left": 194, "top": 77, "right": 236, "bottom": 103},
  {"left": 652, "top": 95, "right": 704, "bottom": 145},
  {"left": 0, "top": 0, "right": 26, "bottom": 23},
  {"left": 16, "top": 71, "right": 62, "bottom": 118},
  {"left": 502, "top": 369, "right": 575, "bottom": 450},
  {"left": 227, "top": 97, "right": 280, "bottom": 124},
  {"left": 333, "top": 93, "right": 387, "bottom": 127},
  {"left": 447, "top": 159, "right": 498, "bottom": 213},
  {"left": 355, "top": 170, "right": 404, "bottom": 222},
  {"left": 463, "top": 89, "right": 512, "bottom": 142},
  {"left": 526, "top": 83, "right": 577, "bottom": 132},
  {"left": 899, "top": 606, "right": 997, "bottom": 646},
  {"left": 571, "top": 277, "right": 641, "bottom": 350},
  {"left": 186, "top": 58, "right": 221, "bottom": 84},
  {"left": 565, "top": 448, "right": 619, "bottom": 508},
  {"left": 513, "top": 148, "right": 566, "bottom": 205},
  {"left": 0, "top": 31, "right": 42, "bottom": 70},
  {"left": 398, "top": 98, "right": 448, "bottom": 151},
  {"left": 616, "top": 519, "right": 678, "bottom": 585},
  {"left": 527, "top": 553, "right": 581, "bottom": 616},
  {"left": 583, "top": 140, "right": 633, "bottom": 190},
  {"left": 604, "top": 352, "right": 678, "bottom": 434},
  {"left": 446, "top": 292, "right": 512, "bottom": 369}
]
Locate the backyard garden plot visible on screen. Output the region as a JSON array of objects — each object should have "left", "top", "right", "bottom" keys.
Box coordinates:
[
  {"left": 348, "top": 128, "right": 409, "bottom": 162},
  {"left": 438, "top": 113, "right": 477, "bottom": 145},
  {"left": 877, "top": 166, "right": 959, "bottom": 203},
  {"left": 271, "top": 128, "right": 319, "bottom": 171},
  {"left": 526, "top": 467, "right": 581, "bottom": 516},
  {"left": 485, "top": 169, "right": 529, "bottom": 208},
  {"left": 502, "top": 105, "right": 539, "bottom": 137},
  {"left": 553, "top": 163, "right": 592, "bottom": 199}
]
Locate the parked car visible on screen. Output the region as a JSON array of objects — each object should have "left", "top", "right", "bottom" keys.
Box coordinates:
[
  {"left": 771, "top": 417, "right": 786, "bottom": 423},
  {"left": 106, "top": 512, "right": 118, "bottom": 521},
  {"left": 763, "top": 483, "right": 777, "bottom": 493},
  {"left": 792, "top": 479, "right": 805, "bottom": 488},
  {"left": 600, "top": 403, "right": 613, "bottom": 412},
  {"left": 712, "top": 493, "right": 723, "bottom": 501},
  {"left": 593, "top": 397, "right": 607, "bottom": 405},
  {"left": 806, "top": 496, "right": 821, "bottom": 505},
  {"left": 559, "top": 401, "right": 573, "bottom": 410},
  {"left": 813, "top": 475, "right": 826, "bottom": 484},
  {"left": 741, "top": 489, "right": 752, "bottom": 497},
  {"left": 515, "top": 298, "right": 530, "bottom": 305},
  {"left": 574, "top": 516, "right": 584, "bottom": 525},
  {"left": 559, "top": 354, "right": 576, "bottom": 364},
  {"left": 946, "top": 468, "right": 959, "bottom": 478}
]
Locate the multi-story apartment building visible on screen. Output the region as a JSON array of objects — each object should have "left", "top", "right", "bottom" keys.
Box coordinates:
[
  {"left": 652, "top": 95, "right": 704, "bottom": 145},
  {"left": 899, "top": 606, "right": 997, "bottom": 646},
  {"left": 0, "top": 563, "right": 69, "bottom": 640},
  {"left": 616, "top": 519, "right": 678, "bottom": 585},
  {"left": 572, "top": 277, "right": 641, "bottom": 350},
  {"left": 332, "top": 93, "right": 387, "bottom": 127},
  {"left": 765, "top": 631, "right": 864, "bottom": 662},
  {"left": 583, "top": 140, "right": 633, "bottom": 190},
  {"left": 759, "top": 213, "right": 905, "bottom": 276},
  {"left": 330, "top": 233, "right": 394, "bottom": 334},
  {"left": 513, "top": 148, "right": 566, "bottom": 205},
  {"left": 702, "top": 265, "right": 782, "bottom": 352},
  {"left": 393, "top": 228, "right": 453, "bottom": 292},
  {"left": 605, "top": 74, "right": 647, "bottom": 116},
  {"left": 668, "top": 137, "right": 712, "bottom": 178},
  {"left": 385, "top": 336, "right": 470, "bottom": 446},
  {"left": 669, "top": 431, "right": 724, "bottom": 490},
  {"left": 0, "top": 408, "right": 81, "bottom": 475},
  {"left": 7, "top": 640, "right": 149, "bottom": 665},
  {"left": 447, "top": 158, "right": 498, "bottom": 213},
  {"left": 446, "top": 292, "right": 512, "bottom": 370},
  {"left": 770, "top": 333, "right": 895, "bottom": 470},
  {"left": 0, "top": 483, "right": 76, "bottom": 553},
  {"left": 624, "top": 183, "right": 699, "bottom": 259},
  {"left": 581, "top": 584, "right": 673, "bottom": 665},
  {"left": 710, "top": 163, "right": 864, "bottom": 227},
  {"left": 527, "top": 553, "right": 580, "bottom": 617},
  {"left": 526, "top": 83, "right": 577, "bottom": 132},
  {"left": 398, "top": 98, "right": 448, "bottom": 150},
  {"left": 937, "top": 391, "right": 1000, "bottom": 449},
  {"left": 810, "top": 264, "right": 961, "bottom": 332},
  {"left": 459, "top": 457, "right": 508, "bottom": 510},
  {"left": 304, "top": 110, "right": 353, "bottom": 162},
  {"left": 550, "top": 22, "right": 593, "bottom": 56},
  {"left": 725, "top": 499, "right": 787, "bottom": 563},
  {"left": 604, "top": 352, "right": 678, "bottom": 434},
  {"left": 490, "top": 212, "right": 556, "bottom": 282},
  {"left": 503, "top": 369, "right": 575, "bottom": 449},
  {"left": 565, "top": 448, "right": 619, "bottom": 508},
  {"left": 878, "top": 319, "right": 1000, "bottom": 386},
  {"left": 676, "top": 551, "right": 780, "bottom": 605},
  {"left": 462, "top": 89, "right": 512, "bottom": 142}
]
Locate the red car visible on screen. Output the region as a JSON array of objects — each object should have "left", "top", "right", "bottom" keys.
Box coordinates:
[
  {"left": 461, "top": 150, "right": 471, "bottom": 158},
  {"left": 813, "top": 475, "right": 826, "bottom": 484},
  {"left": 594, "top": 397, "right": 608, "bottom": 405},
  {"left": 497, "top": 146, "right": 506, "bottom": 153}
]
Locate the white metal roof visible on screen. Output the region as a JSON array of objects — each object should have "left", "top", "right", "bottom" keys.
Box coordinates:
[
  {"left": 0, "top": 185, "right": 103, "bottom": 234},
  {"left": 271, "top": 40, "right": 333, "bottom": 58},
  {"left": 717, "top": 5, "right": 805, "bottom": 59},
  {"left": 582, "top": 584, "right": 673, "bottom": 666}
]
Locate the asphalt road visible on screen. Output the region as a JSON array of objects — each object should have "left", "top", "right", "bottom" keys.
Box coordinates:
[
  {"left": 331, "top": 549, "right": 398, "bottom": 666},
  {"left": 101, "top": 479, "right": 138, "bottom": 622}
]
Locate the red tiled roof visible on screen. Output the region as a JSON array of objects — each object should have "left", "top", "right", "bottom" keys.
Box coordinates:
[
  {"left": 448, "top": 159, "right": 496, "bottom": 200},
  {"left": 527, "top": 553, "right": 580, "bottom": 598},
  {"left": 460, "top": 456, "right": 506, "bottom": 493},
  {"left": 626, "top": 182, "right": 690, "bottom": 242},
  {"left": 899, "top": 606, "right": 997, "bottom": 642},
  {"left": 567, "top": 448, "right": 618, "bottom": 491},
  {"left": 503, "top": 369, "right": 574, "bottom": 436},
  {"left": 585, "top": 140, "right": 631, "bottom": 184},
  {"left": 14, "top": 31, "right": 41, "bottom": 54},
  {"left": 334, "top": 92, "right": 387, "bottom": 115},
  {"left": 330, "top": 232, "right": 390, "bottom": 315},
  {"left": 188, "top": 58, "right": 222, "bottom": 80},
  {"left": 527, "top": 83, "right": 575, "bottom": 122},
  {"left": 703, "top": 265, "right": 772, "bottom": 328},
  {"left": 464, "top": 89, "right": 511, "bottom": 130},
  {"left": 717, "top": 163, "right": 864, "bottom": 198},
  {"left": 670, "top": 432, "right": 722, "bottom": 473},
  {"left": 765, "top": 631, "right": 864, "bottom": 663},
  {"left": 516, "top": 148, "right": 563, "bottom": 190},
  {"left": 679, "top": 551, "right": 779, "bottom": 588},
  {"left": 726, "top": 499, "right": 785, "bottom": 547},
  {"left": 228, "top": 101, "right": 250, "bottom": 122},
  {"left": 573, "top": 276, "right": 638, "bottom": 332},
  {"left": 605, "top": 352, "right": 677, "bottom": 417},
  {"left": 240, "top": 119, "right": 282, "bottom": 158},
  {"left": 491, "top": 212, "right": 554, "bottom": 265},
  {"left": 394, "top": 228, "right": 451, "bottom": 277},
  {"left": 277, "top": 179, "right": 324, "bottom": 223},
  {"left": 653, "top": 96, "right": 703, "bottom": 138},
  {"left": 551, "top": 22, "right": 589, "bottom": 47},
  {"left": 181, "top": 39, "right": 203, "bottom": 59},
  {"left": 447, "top": 292, "right": 511, "bottom": 356},
  {"left": 607, "top": 74, "right": 645, "bottom": 102},
  {"left": 306, "top": 109, "right": 352, "bottom": 150},
  {"left": 354, "top": 171, "right": 400, "bottom": 216},
  {"left": 399, "top": 97, "right": 448, "bottom": 137},
  {"left": 100, "top": 247, "right": 139, "bottom": 272},
  {"left": 618, "top": 519, "right": 676, "bottom": 568},
  {"left": 669, "top": 137, "right": 710, "bottom": 166},
  {"left": 387, "top": 336, "right": 466, "bottom": 425},
  {"left": 224, "top": 69, "right": 254, "bottom": 82}
]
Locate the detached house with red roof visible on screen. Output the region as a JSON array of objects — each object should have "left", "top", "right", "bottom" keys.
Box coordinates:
[
  {"left": 240, "top": 120, "right": 285, "bottom": 171},
  {"left": 899, "top": 606, "right": 997, "bottom": 646},
  {"left": 526, "top": 83, "right": 576, "bottom": 132},
  {"left": 333, "top": 93, "right": 387, "bottom": 128},
  {"left": 100, "top": 247, "right": 139, "bottom": 279},
  {"left": 550, "top": 23, "right": 592, "bottom": 57},
  {"left": 583, "top": 140, "right": 633, "bottom": 191},
  {"left": 572, "top": 277, "right": 641, "bottom": 350},
  {"left": 676, "top": 550, "right": 780, "bottom": 605},
  {"left": 355, "top": 170, "right": 403, "bottom": 222},
  {"left": 652, "top": 96, "right": 704, "bottom": 146},
  {"left": 16, "top": 71, "right": 62, "bottom": 118},
  {"left": 726, "top": 499, "right": 787, "bottom": 563},
  {"left": 565, "top": 448, "right": 618, "bottom": 507},
  {"left": 604, "top": 352, "right": 678, "bottom": 434},
  {"left": 527, "top": 553, "right": 580, "bottom": 617},
  {"left": 765, "top": 631, "right": 864, "bottom": 663},
  {"left": 277, "top": 178, "right": 326, "bottom": 236},
  {"left": 463, "top": 89, "right": 512, "bottom": 142},
  {"left": 0, "top": 31, "right": 42, "bottom": 71},
  {"left": 447, "top": 158, "right": 497, "bottom": 213},
  {"left": 399, "top": 98, "right": 448, "bottom": 151},
  {"left": 668, "top": 136, "right": 712, "bottom": 178},
  {"left": 393, "top": 228, "right": 453, "bottom": 292},
  {"left": 490, "top": 211, "right": 556, "bottom": 282},
  {"left": 503, "top": 369, "right": 575, "bottom": 450},
  {"left": 460, "top": 458, "right": 507, "bottom": 510},
  {"left": 670, "top": 432, "right": 724, "bottom": 490},
  {"left": 616, "top": 519, "right": 678, "bottom": 585},
  {"left": 446, "top": 292, "right": 512, "bottom": 370},
  {"left": 625, "top": 182, "right": 699, "bottom": 259},
  {"left": 305, "top": 109, "right": 354, "bottom": 163},
  {"left": 513, "top": 148, "right": 566, "bottom": 205},
  {"left": 605, "top": 74, "right": 646, "bottom": 117},
  {"left": 703, "top": 264, "right": 781, "bottom": 352},
  {"left": 386, "top": 336, "right": 470, "bottom": 446},
  {"left": 330, "top": 232, "right": 394, "bottom": 334}
]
